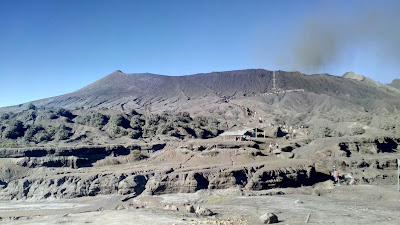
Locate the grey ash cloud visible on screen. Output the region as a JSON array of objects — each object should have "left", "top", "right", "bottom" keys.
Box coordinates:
[{"left": 284, "top": 2, "right": 400, "bottom": 73}]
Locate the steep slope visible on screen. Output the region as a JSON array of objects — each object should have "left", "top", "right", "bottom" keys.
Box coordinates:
[
  {"left": 1, "top": 69, "right": 400, "bottom": 203},
  {"left": 388, "top": 79, "right": 400, "bottom": 90},
  {"left": 2, "top": 69, "right": 400, "bottom": 122}
]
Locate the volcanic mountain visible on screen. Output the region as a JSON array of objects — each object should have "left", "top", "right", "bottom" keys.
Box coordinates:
[
  {"left": 1, "top": 69, "right": 400, "bottom": 217},
  {"left": 2, "top": 69, "right": 400, "bottom": 124}
]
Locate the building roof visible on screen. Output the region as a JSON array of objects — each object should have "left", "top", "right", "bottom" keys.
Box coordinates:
[{"left": 220, "top": 128, "right": 254, "bottom": 136}]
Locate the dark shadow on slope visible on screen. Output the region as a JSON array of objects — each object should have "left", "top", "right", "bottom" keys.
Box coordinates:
[
  {"left": 310, "top": 172, "right": 332, "bottom": 184},
  {"left": 375, "top": 138, "right": 398, "bottom": 153},
  {"left": 194, "top": 173, "right": 209, "bottom": 191},
  {"left": 276, "top": 127, "right": 288, "bottom": 138},
  {"left": 0, "top": 180, "right": 7, "bottom": 188},
  {"left": 233, "top": 170, "right": 248, "bottom": 186},
  {"left": 152, "top": 143, "right": 166, "bottom": 151},
  {"left": 338, "top": 143, "right": 351, "bottom": 157}
]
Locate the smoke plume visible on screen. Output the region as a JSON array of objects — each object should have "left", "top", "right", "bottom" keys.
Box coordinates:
[{"left": 284, "top": 2, "right": 400, "bottom": 74}]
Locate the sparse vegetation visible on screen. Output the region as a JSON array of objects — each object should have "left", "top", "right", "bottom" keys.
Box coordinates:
[
  {"left": 0, "top": 108, "right": 221, "bottom": 147},
  {"left": 22, "top": 110, "right": 37, "bottom": 121},
  {"left": 105, "top": 114, "right": 132, "bottom": 138},
  {"left": 109, "top": 114, "right": 130, "bottom": 128},
  {"left": 54, "top": 125, "right": 72, "bottom": 140},
  {"left": 33, "top": 130, "right": 52, "bottom": 142},
  {"left": 55, "top": 108, "right": 73, "bottom": 118},
  {"left": 92, "top": 156, "right": 121, "bottom": 167},
  {"left": 349, "top": 125, "right": 365, "bottom": 136},
  {"left": 27, "top": 103, "right": 37, "bottom": 110},
  {"left": 0, "top": 139, "right": 28, "bottom": 148},
  {"left": 311, "top": 126, "right": 333, "bottom": 138},
  {"left": 3, "top": 120, "right": 24, "bottom": 139},
  {"left": 23, "top": 125, "right": 45, "bottom": 142},
  {"left": 105, "top": 124, "right": 128, "bottom": 138},
  {"left": 0, "top": 113, "right": 11, "bottom": 120},
  {"left": 125, "top": 150, "right": 145, "bottom": 162},
  {"left": 140, "top": 113, "right": 220, "bottom": 139},
  {"left": 130, "top": 115, "right": 145, "bottom": 129},
  {"left": 75, "top": 112, "right": 109, "bottom": 128},
  {"left": 128, "top": 129, "right": 142, "bottom": 139}
]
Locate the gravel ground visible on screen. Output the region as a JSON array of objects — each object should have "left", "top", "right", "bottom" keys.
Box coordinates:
[{"left": 1, "top": 184, "right": 399, "bottom": 225}]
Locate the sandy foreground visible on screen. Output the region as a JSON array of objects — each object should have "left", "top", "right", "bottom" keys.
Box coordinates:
[{"left": 0, "top": 184, "right": 399, "bottom": 225}]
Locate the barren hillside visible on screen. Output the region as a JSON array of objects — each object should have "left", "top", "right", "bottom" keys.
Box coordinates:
[
  {"left": 2, "top": 69, "right": 400, "bottom": 118},
  {"left": 1, "top": 69, "right": 400, "bottom": 224}
]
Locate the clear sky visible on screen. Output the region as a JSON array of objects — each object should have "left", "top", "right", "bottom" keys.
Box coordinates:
[{"left": 1, "top": 0, "right": 399, "bottom": 108}]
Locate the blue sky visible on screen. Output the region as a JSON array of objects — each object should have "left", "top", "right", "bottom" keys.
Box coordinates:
[{"left": 1, "top": 0, "right": 399, "bottom": 108}]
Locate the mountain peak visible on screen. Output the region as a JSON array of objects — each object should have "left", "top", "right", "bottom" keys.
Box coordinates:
[
  {"left": 388, "top": 78, "right": 400, "bottom": 90},
  {"left": 342, "top": 71, "right": 379, "bottom": 85},
  {"left": 0, "top": 68, "right": 399, "bottom": 119},
  {"left": 342, "top": 71, "right": 365, "bottom": 81}
]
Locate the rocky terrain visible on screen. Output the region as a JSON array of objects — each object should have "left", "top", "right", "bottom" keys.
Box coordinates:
[
  {"left": 0, "top": 69, "right": 399, "bottom": 224},
  {"left": 388, "top": 78, "right": 400, "bottom": 90}
]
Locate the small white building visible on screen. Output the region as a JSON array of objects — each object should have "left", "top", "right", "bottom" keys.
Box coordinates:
[
  {"left": 220, "top": 123, "right": 274, "bottom": 140},
  {"left": 220, "top": 128, "right": 254, "bottom": 140}
]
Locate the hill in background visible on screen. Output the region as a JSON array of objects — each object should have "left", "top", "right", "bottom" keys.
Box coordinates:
[
  {"left": 387, "top": 78, "right": 400, "bottom": 90},
  {"left": 1, "top": 69, "right": 400, "bottom": 147},
  {"left": 2, "top": 69, "right": 400, "bottom": 116}
]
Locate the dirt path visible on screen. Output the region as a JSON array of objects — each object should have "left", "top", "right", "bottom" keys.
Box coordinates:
[{"left": 1, "top": 184, "right": 399, "bottom": 225}]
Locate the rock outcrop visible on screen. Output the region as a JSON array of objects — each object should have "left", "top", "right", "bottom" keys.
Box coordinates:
[
  {"left": 0, "top": 161, "right": 316, "bottom": 200},
  {"left": 145, "top": 164, "right": 315, "bottom": 195},
  {"left": 259, "top": 212, "right": 278, "bottom": 224},
  {"left": 343, "top": 72, "right": 370, "bottom": 82},
  {"left": 0, "top": 173, "right": 147, "bottom": 200},
  {"left": 186, "top": 205, "right": 195, "bottom": 213},
  {"left": 195, "top": 206, "right": 214, "bottom": 216}
]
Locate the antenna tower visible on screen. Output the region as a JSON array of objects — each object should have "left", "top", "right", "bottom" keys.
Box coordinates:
[{"left": 272, "top": 71, "right": 276, "bottom": 90}]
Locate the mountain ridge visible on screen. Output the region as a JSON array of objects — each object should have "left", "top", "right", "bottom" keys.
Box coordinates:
[
  {"left": 388, "top": 78, "right": 400, "bottom": 90},
  {"left": 1, "top": 69, "right": 400, "bottom": 122}
]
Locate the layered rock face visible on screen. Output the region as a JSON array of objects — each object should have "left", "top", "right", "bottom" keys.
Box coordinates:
[
  {"left": 0, "top": 173, "right": 147, "bottom": 200},
  {"left": 0, "top": 144, "right": 163, "bottom": 168},
  {"left": 294, "top": 137, "right": 400, "bottom": 185},
  {"left": 0, "top": 154, "right": 315, "bottom": 200},
  {"left": 144, "top": 165, "right": 315, "bottom": 196}
]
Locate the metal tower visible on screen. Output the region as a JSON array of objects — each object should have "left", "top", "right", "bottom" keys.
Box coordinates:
[{"left": 272, "top": 71, "right": 276, "bottom": 90}]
